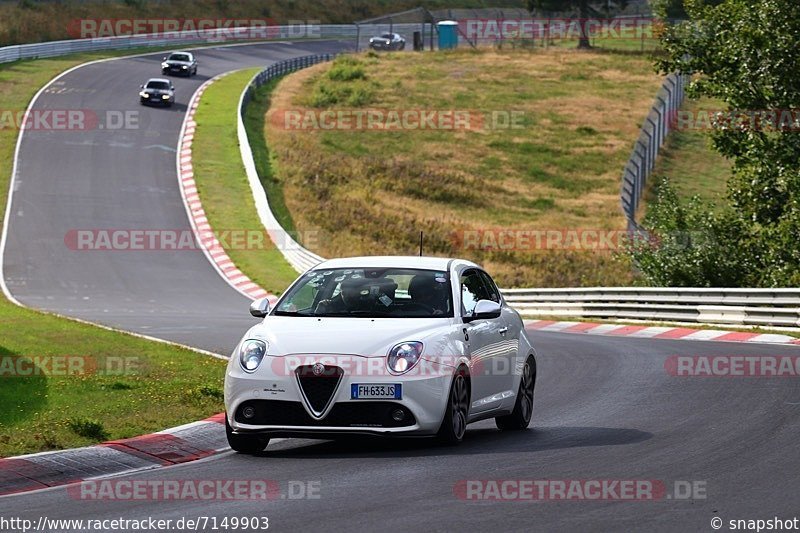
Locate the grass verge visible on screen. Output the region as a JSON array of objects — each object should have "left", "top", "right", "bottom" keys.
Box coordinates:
[
  {"left": 191, "top": 69, "right": 299, "bottom": 294},
  {"left": 645, "top": 97, "right": 731, "bottom": 206},
  {"left": 262, "top": 49, "right": 664, "bottom": 287},
  {"left": 0, "top": 50, "right": 226, "bottom": 458}
]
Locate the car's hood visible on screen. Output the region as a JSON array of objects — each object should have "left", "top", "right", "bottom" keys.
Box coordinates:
[
  {"left": 244, "top": 316, "right": 457, "bottom": 357},
  {"left": 371, "top": 37, "right": 390, "bottom": 42},
  {"left": 143, "top": 88, "right": 171, "bottom": 95},
  {"left": 165, "top": 60, "right": 192, "bottom": 66}
]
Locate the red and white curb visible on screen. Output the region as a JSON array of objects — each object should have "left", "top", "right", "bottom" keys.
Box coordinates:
[
  {"left": 177, "top": 76, "right": 277, "bottom": 305},
  {"left": 526, "top": 320, "right": 800, "bottom": 346},
  {"left": 0, "top": 414, "right": 227, "bottom": 497}
]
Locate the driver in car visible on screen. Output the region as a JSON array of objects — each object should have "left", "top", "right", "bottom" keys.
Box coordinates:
[
  {"left": 408, "top": 273, "right": 448, "bottom": 315},
  {"left": 315, "top": 277, "right": 396, "bottom": 314}
]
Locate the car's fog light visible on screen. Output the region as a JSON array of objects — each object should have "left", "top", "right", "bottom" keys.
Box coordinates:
[
  {"left": 391, "top": 408, "right": 406, "bottom": 422},
  {"left": 242, "top": 406, "right": 256, "bottom": 419}
]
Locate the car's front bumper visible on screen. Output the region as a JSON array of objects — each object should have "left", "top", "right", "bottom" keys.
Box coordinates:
[
  {"left": 225, "top": 356, "right": 454, "bottom": 437},
  {"left": 163, "top": 64, "right": 192, "bottom": 75}
]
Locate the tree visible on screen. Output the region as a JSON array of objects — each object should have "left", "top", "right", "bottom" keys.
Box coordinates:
[
  {"left": 651, "top": 0, "right": 723, "bottom": 20},
  {"left": 633, "top": 0, "right": 800, "bottom": 287},
  {"left": 527, "top": 0, "right": 629, "bottom": 49}
]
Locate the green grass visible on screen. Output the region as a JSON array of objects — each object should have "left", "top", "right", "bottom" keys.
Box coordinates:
[
  {"left": 262, "top": 49, "right": 664, "bottom": 287},
  {"left": 647, "top": 97, "right": 731, "bottom": 206},
  {"left": 191, "top": 69, "right": 299, "bottom": 294},
  {"left": 0, "top": 302, "right": 226, "bottom": 457},
  {"left": 0, "top": 50, "right": 228, "bottom": 458}
]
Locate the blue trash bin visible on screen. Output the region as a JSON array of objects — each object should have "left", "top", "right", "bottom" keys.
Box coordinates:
[{"left": 437, "top": 21, "right": 459, "bottom": 50}]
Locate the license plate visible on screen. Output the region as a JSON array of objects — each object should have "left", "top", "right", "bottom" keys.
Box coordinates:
[{"left": 351, "top": 383, "right": 402, "bottom": 400}]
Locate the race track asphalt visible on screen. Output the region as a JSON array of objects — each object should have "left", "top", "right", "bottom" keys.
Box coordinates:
[{"left": 2, "top": 40, "right": 799, "bottom": 532}]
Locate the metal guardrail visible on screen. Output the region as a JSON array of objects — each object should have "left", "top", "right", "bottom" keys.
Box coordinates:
[
  {"left": 500, "top": 288, "right": 800, "bottom": 327},
  {"left": 0, "top": 23, "right": 437, "bottom": 65},
  {"left": 0, "top": 25, "right": 358, "bottom": 64},
  {"left": 620, "top": 72, "right": 689, "bottom": 229},
  {"left": 238, "top": 54, "right": 335, "bottom": 273}
]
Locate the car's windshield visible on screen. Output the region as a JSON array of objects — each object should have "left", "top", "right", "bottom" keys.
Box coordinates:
[
  {"left": 275, "top": 267, "right": 453, "bottom": 318},
  {"left": 146, "top": 81, "right": 170, "bottom": 90},
  {"left": 169, "top": 53, "right": 190, "bottom": 62},
  {"left": 381, "top": 33, "right": 393, "bottom": 39}
]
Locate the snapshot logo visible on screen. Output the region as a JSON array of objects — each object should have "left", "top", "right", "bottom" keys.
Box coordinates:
[
  {"left": 666, "top": 356, "right": 800, "bottom": 378},
  {"left": 670, "top": 108, "right": 800, "bottom": 132},
  {"left": 68, "top": 479, "right": 321, "bottom": 501},
  {"left": 273, "top": 109, "right": 525, "bottom": 132},
  {"left": 0, "top": 110, "right": 139, "bottom": 131},
  {"left": 454, "top": 479, "right": 706, "bottom": 501},
  {"left": 67, "top": 18, "right": 320, "bottom": 41},
  {"left": 461, "top": 18, "right": 657, "bottom": 42},
  {"left": 64, "top": 229, "right": 321, "bottom": 252},
  {"left": 0, "top": 356, "right": 141, "bottom": 377}
]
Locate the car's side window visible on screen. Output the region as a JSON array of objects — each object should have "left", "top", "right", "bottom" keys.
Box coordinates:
[
  {"left": 478, "top": 271, "right": 502, "bottom": 303},
  {"left": 460, "top": 269, "right": 492, "bottom": 316}
]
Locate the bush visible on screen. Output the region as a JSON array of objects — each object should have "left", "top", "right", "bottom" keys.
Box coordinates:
[
  {"left": 624, "top": 178, "right": 757, "bottom": 287},
  {"left": 67, "top": 418, "right": 109, "bottom": 441}
]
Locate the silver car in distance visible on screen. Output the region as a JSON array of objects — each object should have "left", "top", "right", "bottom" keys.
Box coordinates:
[{"left": 224, "top": 256, "right": 537, "bottom": 453}]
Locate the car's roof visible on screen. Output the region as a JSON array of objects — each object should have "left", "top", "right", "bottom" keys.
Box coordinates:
[
  {"left": 146, "top": 78, "right": 171, "bottom": 84},
  {"left": 312, "top": 256, "right": 478, "bottom": 271},
  {"left": 169, "top": 51, "right": 192, "bottom": 56}
]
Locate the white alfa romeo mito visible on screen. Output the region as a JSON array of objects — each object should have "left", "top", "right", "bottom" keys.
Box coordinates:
[{"left": 224, "top": 256, "right": 537, "bottom": 453}]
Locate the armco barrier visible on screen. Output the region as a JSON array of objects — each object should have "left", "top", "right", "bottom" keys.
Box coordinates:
[
  {"left": 501, "top": 288, "right": 800, "bottom": 327},
  {"left": 0, "top": 23, "right": 433, "bottom": 64},
  {"left": 237, "top": 55, "right": 334, "bottom": 273}
]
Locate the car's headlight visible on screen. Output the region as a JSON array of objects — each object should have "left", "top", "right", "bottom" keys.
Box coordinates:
[
  {"left": 387, "top": 341, "right": 423, "bottom": 374},
  {"left": 239, "top": 339, "right": 267, "bottom": 373},
  {"left": 161, "top": 62, "right": 169, "bottom": 68},
  {"left": 139, "top": 91, "right": 149, "bottom": 98},
  {"left": 181, "top": 65, "right": 188, "bottom": 69},
  {"left": 161, "top": 94, "right": 170, "bottom": 100}
]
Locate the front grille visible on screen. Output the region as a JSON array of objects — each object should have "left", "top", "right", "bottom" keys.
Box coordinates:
[
  {"left": 235, "top": 400, "right": 416, "bottom": 428},
  {"left": 296, "top": 365, "right": 343, "bottom": 415}
]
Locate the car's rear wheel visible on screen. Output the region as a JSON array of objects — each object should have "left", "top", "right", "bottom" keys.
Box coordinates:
[
  {"left": 225, "top": 415, "right": 270, "bottom": 454},
  {"left": 496, "top": 356, "right": 535, "bottom": 431},
  {"left": 437, "top": 368, "right": 469, "bottom": 444}
]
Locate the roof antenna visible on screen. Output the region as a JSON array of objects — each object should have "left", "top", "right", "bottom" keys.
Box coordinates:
[{"left": 419, "top": 231, "right": 424, "bottom": 257}]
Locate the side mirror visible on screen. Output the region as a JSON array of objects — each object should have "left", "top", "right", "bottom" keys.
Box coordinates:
[
  {"left": 140, "top": 84, "right": 144, "bottom": 89},
  {"left": 162, "top": 56, "right": 167, "bottom": 60},
  {"left": 249, "top": 297, "right": 271, "bottom": 318},
  {"left": 465, "top": 299, "right": 501, "bottom": 322}
]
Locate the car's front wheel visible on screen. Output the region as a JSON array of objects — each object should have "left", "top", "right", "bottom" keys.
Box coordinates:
[
  {"left": 225, "top": 415, "right": 270, "bottom": 453},
  {"left": 437, "top": 368, "right": 469, "bottom": 444},
  {"left": 496, "top": 356, "right": 535, "bottom": 431}
]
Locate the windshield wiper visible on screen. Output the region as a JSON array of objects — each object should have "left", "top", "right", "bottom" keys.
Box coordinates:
[{"left": 272, "top": 310, "right": 311, "bottom": 317}]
